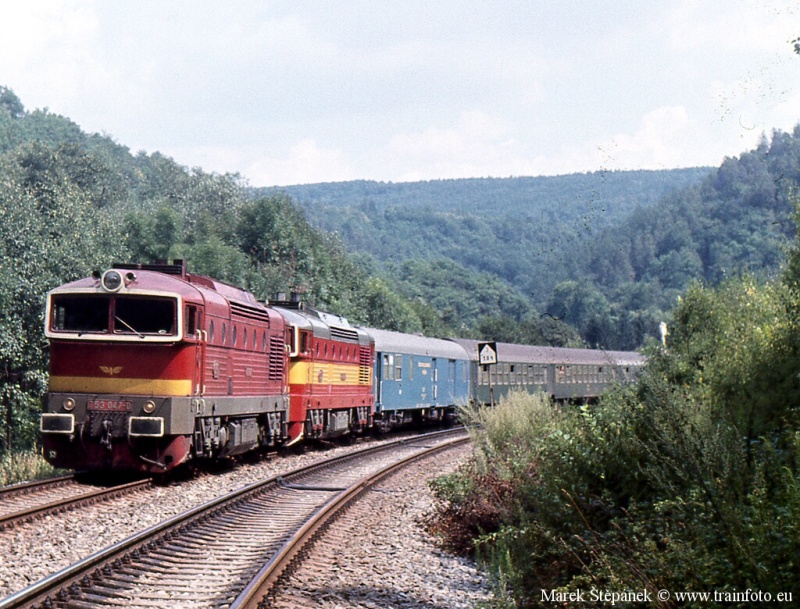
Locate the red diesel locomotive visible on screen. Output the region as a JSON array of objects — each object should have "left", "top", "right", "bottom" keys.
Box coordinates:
[
  {"left": 271, "top": 300, "right": 373, "bottom": 443},
  {"left": 40, "top": 261, "right": 373, "bottom": 473}
]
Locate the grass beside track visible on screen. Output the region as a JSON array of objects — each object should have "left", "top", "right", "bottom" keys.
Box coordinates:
[{"left": 1, "top": 450, "right": 64, "bottom": 486}]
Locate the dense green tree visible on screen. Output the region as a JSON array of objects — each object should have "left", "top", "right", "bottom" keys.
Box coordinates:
[
  {"left": 0, "top": 86, "right": 24, "bottom": 118},
  {"left": 360, "top": 277, "right": 424, "bottom": 332},
  {"left": 0, "top": 86, "right": 447, "bottom": 453},
  {"left": 473, "top": 312, "right": 582, "bottom": 347},
  {"left": 0, "top": 146, "right": 128, "bottom": 451}
]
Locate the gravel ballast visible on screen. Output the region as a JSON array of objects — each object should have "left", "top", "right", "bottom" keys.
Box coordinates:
[
  {"left": 270, "top": 444, "right": 493, "bottom": 609},
  {"left": 0, "top": 436, "right": 493, "bottom": 608}
]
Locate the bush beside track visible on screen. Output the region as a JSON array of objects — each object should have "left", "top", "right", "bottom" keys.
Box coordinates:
[{"left": 429, "top": 272, "right": 800, "bottom": 607}]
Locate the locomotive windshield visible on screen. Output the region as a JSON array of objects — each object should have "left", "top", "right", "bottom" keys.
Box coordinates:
[{"left": 51, "top": 294, "right": 177, "bottom": 337}]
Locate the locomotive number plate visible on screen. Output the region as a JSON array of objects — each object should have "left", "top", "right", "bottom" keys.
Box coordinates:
[{"left": 87, "top": 399, "right": 132, "bottom": 412}]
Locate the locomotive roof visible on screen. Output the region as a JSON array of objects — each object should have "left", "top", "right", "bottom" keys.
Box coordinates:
[
  {"left": 272, "top": 305, "right": 371, "bottom": 346},
  {"left": 449, "top": 338, "right": 644, "bottom": 368},
  {"left": 363, "top": 327, "right": 470, "bottom": 360},
  {"left": 50, "top": 264, "right": 281, "bottom": 323},
  {"left": 109, "top": 262, "right": 262, "bottom": 309}
]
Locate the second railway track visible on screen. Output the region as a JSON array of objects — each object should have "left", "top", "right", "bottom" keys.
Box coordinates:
[
  {"left": 0, "top": 475, "right": 152, "bottom": 532},
  {"left": 0, "top": 429, "right": 469, "bottom": 609}
]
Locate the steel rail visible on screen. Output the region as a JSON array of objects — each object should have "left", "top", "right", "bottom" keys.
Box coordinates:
[
  {"left": 231, "top": 433, "right": 470, "bottom": 609},
  {"left": 0, "top": 478, "right": 152, "bottom": 531},
  {"left": 0, "top": 474, "right": 75, "bottom": 500},
  {"left": 0, "top": 428, "right": 466, "bottom": 609}
]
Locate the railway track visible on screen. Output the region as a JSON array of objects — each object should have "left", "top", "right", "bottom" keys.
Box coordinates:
[
  {"left": 0, "top": 429, "right": 468, "bottom": 609},
  {"left": 0, "top": 475, "right": 152, "bottom": 531}
]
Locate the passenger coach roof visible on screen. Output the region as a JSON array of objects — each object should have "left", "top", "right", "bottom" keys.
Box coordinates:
[
  {"left": 450, "top": 338, "right": 642, "bottom": 367},
  {"left": 364, "top": 328, "right": 469, "bottom": 359}
]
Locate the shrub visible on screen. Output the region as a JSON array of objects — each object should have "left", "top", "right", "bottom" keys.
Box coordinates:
[
  {"left": 1, "top": 449, "right": 62, "bottom": 486},
  {"left": 431, "top": 275, "right": 800, "bottom": 606}
]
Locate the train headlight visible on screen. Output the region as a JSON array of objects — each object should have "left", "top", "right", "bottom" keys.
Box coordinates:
[
  {"left": 62, "top": 397, "right": 75, "bottom": 411},
  {"left": 143, "top": 400, "right": 156, "bottom": 414},
  {"left": 101, "top": 270, "right": 123, "bottom": 292}
]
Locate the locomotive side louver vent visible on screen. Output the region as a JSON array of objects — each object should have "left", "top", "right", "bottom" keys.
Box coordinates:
[
  {"left": 359, "top": 347, "right": 371, "bottom": 384},
  {"left": 330, "top": 326, "right": 359, "bottom": 343},
  {"left": 269, "top": 335, "right": 284, "bottom": 381},
  {"left": 230, "top": 301, "right": 271, "bottom": 323}
]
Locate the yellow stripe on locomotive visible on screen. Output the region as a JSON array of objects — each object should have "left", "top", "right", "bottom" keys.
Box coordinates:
[
  {"left": 288, "top": 361, "right": 372, "bottom": 386},
  {"left": 49, "top": 375, "right": 194, "bottom": 396}
]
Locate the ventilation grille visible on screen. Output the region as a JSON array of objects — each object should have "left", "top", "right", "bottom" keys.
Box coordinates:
[
  {"left": 231, "top": 301, "right": 271, "bottom": 323},
  {"left": 359, "top": 347, "right": 371, "bottom": 384},
  {"left": 269, "top": 335, "right": 284, "bottom": 381},
  {"left": 113, "top": 261, "right": 186, "bottom": 277},
  {"left": 330, "top": 326, "right": 359, "bottom": 343}
]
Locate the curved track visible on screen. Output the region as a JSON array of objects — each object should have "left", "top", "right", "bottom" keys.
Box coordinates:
[{"left": 0, "top": 429, "right": 468, "bottom": 609}]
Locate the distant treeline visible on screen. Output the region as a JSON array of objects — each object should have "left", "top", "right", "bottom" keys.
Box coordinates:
[{"left": 275, "top": 129, "right": 800, "bottom": 350}]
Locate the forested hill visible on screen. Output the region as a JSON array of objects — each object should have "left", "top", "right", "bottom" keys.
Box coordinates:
[
  {"left": 267, "top": 169, "right": 714, "bottom": 344},
  {"left": 558, "top": 127, "right": 800, "bottom": 348},
  {"left": 273, "top": 169, "right": 710, "bottom": 213},
  {"left": 270, "top": 170, "right": 709, "bottom": 272},
  {"left": 272, "top": 128, "right": 800, "bottom": 350}
]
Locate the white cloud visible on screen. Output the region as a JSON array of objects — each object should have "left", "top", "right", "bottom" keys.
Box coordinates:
[
  {"left": 526, "top": 106, "right": 724, "bottom": 176},
  {"left": 772, "top": 88, "right": 800, "bottom": 131},
  {"left": 1, "top": 1, "right": 798, "bottom": 185},
  {"left": 383, "top": 111, "right": 528, "bottom": 180},
  {"left": 245, "top": 139, "right": 357, "bottom": 187},
  {"left": 0, "top": 2, "right": 100, "bottom": 104},
  {"left": 599, "top": 106, "right": 695, "bottom": 169},
  {"left": 665, "top": 0, "right": 799, "bottom": 55}
]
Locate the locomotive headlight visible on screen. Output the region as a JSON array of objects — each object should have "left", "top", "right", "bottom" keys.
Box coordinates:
[
  {"left": 101, "top": 269, "right": 123, "bottom": 292},
  {"left": 62, "top": 397, "right": 75, "bottom": 411},
  {"left": 143, "top": 400, "right": 156, "bottom": 414}
]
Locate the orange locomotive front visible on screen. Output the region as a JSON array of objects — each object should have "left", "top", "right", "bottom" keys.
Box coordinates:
[{"left": 40, "top": 262, "right": 289, "bottom": 473}]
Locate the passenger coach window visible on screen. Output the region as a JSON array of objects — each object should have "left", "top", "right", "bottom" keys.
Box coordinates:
[
  {"left": 395, "top": 355, "right": 403, "bottom": 380},
  {"left": 383, "top": 354, "right": 394, "bottom": 380}
]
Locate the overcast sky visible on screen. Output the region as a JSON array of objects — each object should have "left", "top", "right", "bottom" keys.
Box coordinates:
[{"left": 1, "top": 1, "right": 799, "bottom": 186}]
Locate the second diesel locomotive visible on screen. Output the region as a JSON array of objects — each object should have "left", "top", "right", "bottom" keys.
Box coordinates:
[{"left": 40, "top": 262, "right": 644, "bottom": 473}]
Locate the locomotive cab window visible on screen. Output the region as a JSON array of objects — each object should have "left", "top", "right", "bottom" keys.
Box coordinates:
[
  {"left": 185, "top": 306, "right": 199, "bottom": 337},
  {"left": 52, "top": 295, "right": 110, "bottom": 333},
  {"left": 51, "top": 295, "right": 176, "bottom": 336},
  {"left": 114, "top": 297, "right": 176, "bottom": 335}
]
